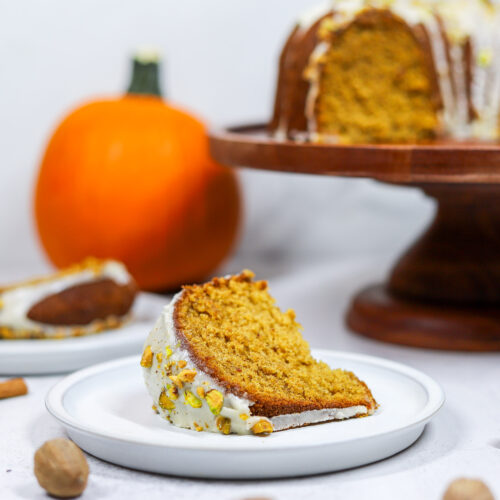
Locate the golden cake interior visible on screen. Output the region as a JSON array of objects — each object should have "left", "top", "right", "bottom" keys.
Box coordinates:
[
  {"left": 175, "top": 271, "right": 376, "bottom": 418},
  {"left": 314, "top": 10, "right": 438, "bottom": 143}
]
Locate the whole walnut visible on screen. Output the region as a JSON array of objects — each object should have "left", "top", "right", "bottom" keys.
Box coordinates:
[
  {"left": 443, "top": 478, "right": 494, "bottom": 500},
  {"left": 34, "top": 438, "right": 89, "bottom": 498}
]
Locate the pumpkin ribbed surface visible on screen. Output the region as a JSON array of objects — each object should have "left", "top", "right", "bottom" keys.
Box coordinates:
[{"left": 35, "top": 96, "right": 240, "bottom": 291}]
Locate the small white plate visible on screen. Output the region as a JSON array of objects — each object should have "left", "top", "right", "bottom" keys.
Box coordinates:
[
  {"left": 46, "top": 350, "right": 444, "bottom": 479},
  {"left": 0, "top": 293, "right": 167, "bottom": 375}
]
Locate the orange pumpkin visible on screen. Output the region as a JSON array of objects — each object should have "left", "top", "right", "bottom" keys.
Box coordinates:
[{"left": 35, "top": 54, "right": 240, "bottom": 291}]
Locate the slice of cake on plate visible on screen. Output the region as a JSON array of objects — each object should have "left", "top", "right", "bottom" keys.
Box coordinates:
[
  {"left": 142, "top": 270, "right": 376, "bottom": 435},
  {"left": 0, "top": 258, "right": 136, "bottom": 339}
]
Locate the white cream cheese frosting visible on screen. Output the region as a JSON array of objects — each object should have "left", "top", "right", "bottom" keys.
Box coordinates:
[
  {"left": 0, "top": 260, "right": 132, "bottom": 338},
  {"left": 141, "top": 292, "right": 369, "bottom": 435}
]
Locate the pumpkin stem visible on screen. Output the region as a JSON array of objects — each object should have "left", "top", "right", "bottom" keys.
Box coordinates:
[{"left": 127, "top": 50, "right": 163, "bottom": 97}]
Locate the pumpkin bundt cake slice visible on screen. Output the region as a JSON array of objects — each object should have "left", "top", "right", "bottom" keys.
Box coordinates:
[
  {"left": 0, "top": 258, "right": 136, "bottom": 339},
  {"left": 142, "top": 270, "right": 377, "bottom": 435}
]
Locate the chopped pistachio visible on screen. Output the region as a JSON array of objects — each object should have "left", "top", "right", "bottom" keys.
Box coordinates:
[
  {"left": 107, "top": 316, "right": 119, "bottom": 328},
  {"left": 193, "top": 422, "right": 203, "bottom": 432},
  {"left": 177, "top": 360, "right": 187, "bottom": 369},
  {"left": 318, "top": 17, "right": 335, "bottom": 40},
  {"left": 478, "top": 48, "right": 493, "bottom": 67},
  {"left": 158, "top": 390, "right": 175, "bottom": 411},
  {"left": 184, "top": 391, "right": 202, "bottom": 408},
  {"left": 216, "top": 416, "right": 231, "bottom": 435},
  {"left": 140, "top": 346, "right": 153, "bottom": 368},
  {"left": 239, "top": 414, "right": 249, "bottom": 421},
  {"left": 169, "top": 375, "right": 183, "bottom": 389},
  {"left": 178, "top": 369, "right": 197, "bottom": 383},
  {"left": 251, "top": 419, "right": 274, "bottom": 435},
  {"left": 165, "top": 346, "right": 173, "bottom": 358},
  {"left": 152, "top": 405, "right": 159, "bottom": 414},
  {"left": 168, "top": 385, "right": 179, "bottom": 401},
  {"left": 205, "top": 390, "right": 224, "bottom": 415},
  {"left": 156, "top": 352, "right": 163, "bottom": 363},
  {"left": 196, "top": 387, "right": 205, "bottom": 399}
]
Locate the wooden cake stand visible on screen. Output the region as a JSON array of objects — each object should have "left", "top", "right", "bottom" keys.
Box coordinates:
[{"left": 209, "top": 124, "right": 500, "bottom": 351}]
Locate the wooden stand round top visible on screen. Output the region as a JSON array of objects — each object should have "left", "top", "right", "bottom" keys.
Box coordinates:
[
  {"left": 209, "top": 124, "right": 500, "bottom": 351},
  {"left": 209, "top": 124, "right": 500, "bottom": 184}
]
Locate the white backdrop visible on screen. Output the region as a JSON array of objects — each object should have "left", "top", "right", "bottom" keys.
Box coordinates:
[{"left": 0, "top": 0, "right": 434, "bottom": 279}]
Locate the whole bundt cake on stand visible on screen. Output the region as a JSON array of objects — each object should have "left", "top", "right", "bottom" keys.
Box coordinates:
[
  {"left": 270, "top": 0, "right": 500, "bottom": 144},
  {"left": 209, "top": 0, "right": 500, "bottom": 351}
]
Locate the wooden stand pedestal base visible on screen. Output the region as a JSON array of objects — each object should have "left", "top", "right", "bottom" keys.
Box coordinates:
[
  {"left": 347, "top": 185, "right": 500, "bottom": 351},
  {"left": 347, "top": 285, "right": 500, "bottom": 351}
]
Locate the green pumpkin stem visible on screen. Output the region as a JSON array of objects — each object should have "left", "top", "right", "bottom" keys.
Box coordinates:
[{"left": 127, "top": 51, "right": 162, "bottom": 97}]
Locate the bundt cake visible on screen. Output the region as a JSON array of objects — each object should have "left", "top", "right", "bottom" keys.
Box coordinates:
[
  {"left": 142, "top": 270, "right": 376, "bottom": 435},
  {"left": 0, "top": 258, "right": 136, "bottom": 339},
  {"left": 270, "top": 0, "right": 500, "bottom": 144}
]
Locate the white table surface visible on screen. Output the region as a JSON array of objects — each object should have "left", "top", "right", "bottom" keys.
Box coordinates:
[{"left": 1, "top": 258, "right": 499, "bottom": 500}]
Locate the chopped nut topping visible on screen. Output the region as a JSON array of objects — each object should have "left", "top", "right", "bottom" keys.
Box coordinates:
[
  {"left": 169, "top": 375, "right": 183, "bottom": 389},
  {"left": 158, "top": 390, "right": 175, "bottom": 411},
  {"left": 140, "top": 346, "right": 153, "bottom": 368},
  {"left": 205, "top": 390, "right": 224, "bottom": 415},
  {"left": 216, "top": 416, "right": 231, "bottom": 435},
  {"left": 239, "top": 414, "right": 249, "bottom": 421},
  {"left": 165, "top": 346, "right": 173, "bottom": 358},
  {"left": 177, "top": 360, "right": 187, "bottom": 369},
  {"left": 107, "top": 317, "right": 120, "bottom": 328},
  {"left": 178, "top": 369, "right": 196, "bottom": 383},
  {"left": 251, "top": 419, "right": 274, "bottom": 435},
  {"left": 196, "top": 387, "right": 205, "bottom": 399},
  {"left": 156, "top": 352, "right": 163, "bottom": 363},
  {"left": 152, "top": 405, "right": 159, "bottom": 414},
  {"left": 193, "top": 422, "right": 203, "bottom": 432},
  {"left": 478, "top": 48, "right": 493, "bottom": 68},
  {"left": 184, "top": 391, "right": 202, "bottom": 408},
  {"left": 168, "top": 385, "right": 179, "bottom": 400}
]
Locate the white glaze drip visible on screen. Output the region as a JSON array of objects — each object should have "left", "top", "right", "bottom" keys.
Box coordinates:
[{"left": 304, "top": 42, "right": 330, "bottom": 134}]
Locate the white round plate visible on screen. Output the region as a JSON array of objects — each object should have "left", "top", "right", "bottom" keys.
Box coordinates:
[
  {"left": 0, "top": 293, "right": 167, "bottom": 375},
  {"left": 46, "top": 350, "right": 444, "bottom": 479}
]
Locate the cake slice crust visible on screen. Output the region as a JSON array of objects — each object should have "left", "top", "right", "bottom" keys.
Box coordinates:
[{"left": 174, "top": 270, "right": 376, "bottom": 419}]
